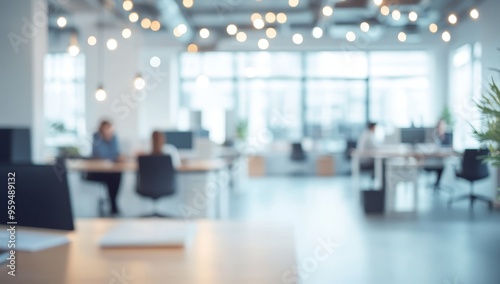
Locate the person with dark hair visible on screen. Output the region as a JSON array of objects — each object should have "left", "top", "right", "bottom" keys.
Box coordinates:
[
  {"left": 151, "top": 131, "right": 181, "bottom": 168},
  {"left": 89, "top": 120, "right": 123, "bottom": 215}
]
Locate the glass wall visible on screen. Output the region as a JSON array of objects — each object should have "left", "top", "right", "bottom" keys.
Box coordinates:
[{"left": 179, "top": 51, "right": 432, "bottom": 143}]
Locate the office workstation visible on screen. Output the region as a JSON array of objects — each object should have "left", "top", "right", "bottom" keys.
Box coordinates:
[{"left": 2, "top": 0, "right": 500, "bottom": 283}]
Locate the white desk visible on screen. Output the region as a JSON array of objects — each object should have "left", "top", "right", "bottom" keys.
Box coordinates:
[
  {"left": 66, "top": 159, "right": 230, "bottom": 219},
  {"left": 351, "top": 147, "right": 459, "bottom": 198}
]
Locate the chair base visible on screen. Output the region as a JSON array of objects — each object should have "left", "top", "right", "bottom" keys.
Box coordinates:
[
  {"left": 139, "top": 213, "right": 172, "bottom": 218},
  {"left": 448, "top": 194, "right": 493, "bottom": 210}
]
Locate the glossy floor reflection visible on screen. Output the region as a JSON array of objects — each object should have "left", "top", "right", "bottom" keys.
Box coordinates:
[{"left": 229, "top": 176, "right": 500, "bottom": 284}]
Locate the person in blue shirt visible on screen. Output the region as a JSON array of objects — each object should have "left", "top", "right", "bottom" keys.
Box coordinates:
[{"left": 90, "top": 120, "right": 123, "bottom": 215}]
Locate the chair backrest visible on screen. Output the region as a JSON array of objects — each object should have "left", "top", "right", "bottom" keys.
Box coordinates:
[
  {"left": 137, "top": 155, "right": 176, "bottom": 200},
  {"left": 460, "top": 149, "right": 489, "bottom": 181},
  {"left": 0, "top": 163, "right": 74, "bottom": 230},
  {"left": 290, "top": 142, "right": 306, "bottom": 161}
]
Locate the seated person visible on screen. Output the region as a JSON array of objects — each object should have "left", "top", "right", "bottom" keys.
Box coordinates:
[
  {"left": 151, "top": 131, "right": 181, "bottom": 168},
  {"left": 90, "top": 120, "right": 123, "bottom": 215},
  {"left": 357, "top": 122, "right": 379, "bottom": 170},
  {"left": 425, "top": 118, "right": 452, "bottom": 190}
]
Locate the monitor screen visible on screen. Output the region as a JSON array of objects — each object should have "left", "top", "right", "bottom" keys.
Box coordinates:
[
  {"left": 400, "top": 128, "right": 427, "bottom": 144},
  {"left": 164, "top": 131, "right": 194, "bottom": 150},
  {"left": 0, "top": 164, "right": 74, "bottom": 230},
  {"left": 0, "top": 128, "right": 31, "bottom": 164}
]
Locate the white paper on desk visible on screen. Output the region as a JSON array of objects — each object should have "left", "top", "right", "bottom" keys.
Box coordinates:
[
  {"left": 0, "top": 231, "right": 69, "bottom": 252},
  {"left": 99, "top": 220, "right": 194, "bottom": 248}
]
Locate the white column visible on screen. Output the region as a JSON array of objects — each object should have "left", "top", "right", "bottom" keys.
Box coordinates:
[{"left": 0, "top": 0, "right": 47, "bottom": 162}]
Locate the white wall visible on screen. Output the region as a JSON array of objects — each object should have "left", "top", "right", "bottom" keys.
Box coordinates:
[
  {"left": 448, "top": 0, "right": 500, "bottom": 82},
  {"left": 0, "top": 0, "right": 47, "bottom": 162},
  {"left": 48, "top": 13, "right": 184, "bottom": 156}
]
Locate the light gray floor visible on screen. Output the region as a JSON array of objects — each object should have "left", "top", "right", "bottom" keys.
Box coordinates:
[{"left": 71, "top": 173, "right": 500, "bottom": 284}]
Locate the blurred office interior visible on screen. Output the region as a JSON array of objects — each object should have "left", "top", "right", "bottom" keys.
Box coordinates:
[{"left": 1, "top": 0, "right": 500, "bottom": 283}]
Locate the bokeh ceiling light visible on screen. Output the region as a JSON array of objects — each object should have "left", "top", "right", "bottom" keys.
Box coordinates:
[
  {"left": 265, "top": 12, "right": 276, "bottom": 23},
  {"left": 470, "top": 8, "right": 479, "bottom": 20},
  {"left": 448, "top": 14, "right": 457, "bottom": 24},
  {"left": 292, "top": 33, "right": 303, "bottom": 45},
  {"left": 277, "top": 13, "right": 287, "bottom": 23},
  {"left": 150, "top": 56, "right": 161, "bottom": 68},
  {"left": 429, "top": 23, "right": 438, "bottom": 33},
  {"left": 289, "top": 0, "right": 299, "bottom": 8},
  {"left": 360, "top": 22, "right": 370, "bottom": 32},
  {"left": 442, "top": 31, "right": 451, "bottom": 42},
  {"left": 87, "top": 36, "right": 97, "bottom": 46},
  {"left": 312, "top": 27, "right": 323, "bottom": 38},
  {"left": 236, "top": 32, "right": 247, "bottom": 42},
  {"left": 141, "top": 18, "right": 152, "bottom": 29},
  {"left": 227, "top": 24, "right": 238, "bottom": 35},
  {"left": 151, "top": 21, "right": 161, "bottom": 31},
  {"left": 106, "top": 38, "right": 118, "bottom": 50},
  {"left": 253, "top": 18, "right": 265, "bottom": 29},
  {"left": 122, "top": 0, "right": 133, "bottom": 11},
  {"left": 183, "top": 0, "right": 193, "bottom": 8},
  {"left": 346, "top": 31, "right": 356, "bottom": 42},
  {"left": 380, "top": 6, "right": 390, "bottom": 16},
  {"left": 258, "top": 38, "right": 269, "bottom": 50},
  {"left": 57, "top": 16, "right": 67, "bottom": 28},
  {"left": 129, "top": 12, "right": 139, "bottom": 22},
  {"left": 122, "top": 28, "right": 132, "bottom": 38},
  {"left": 322, "top": 6, "right": 333, "bottom": 16},
  {"left": 266, "top": 28, "right": 277, "bottom": 39},
  {"left": 409, "top": 11, "right": 418, "bottom": 22},
  {"left": 199, "top": 28, "right": 210, "bottom": 39},
  {"left": 398, "top": 32, "right": 407, "bottom": 42}
]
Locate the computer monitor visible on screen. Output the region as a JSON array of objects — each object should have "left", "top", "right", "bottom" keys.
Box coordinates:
[
  {"left": 0, "top": 164, "right": 74, "bottom": 230},
  {"left": 400, "top": 128, "right": 427, "bottom": 144},
  {"left": 164, "top": 131, "right": 194, "bottom": 150},
  {"left": 442, "top": 133, "right": 453, "bottom": 147},
  {"left": 197, "top": 129, "right": 210, "bottom": 138},
  {"left": 0, "top": 128, "right": 31, "bottom": 164}
]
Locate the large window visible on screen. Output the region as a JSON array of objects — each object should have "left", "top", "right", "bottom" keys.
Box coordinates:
[
  {"left": 179, "top": 51, "right": 432, "bottom": 143},
  {"left": 369, "top": 52, "right": 432, "bottom": 129},
  {"left": 450, "top": 43, "right": 482, "bottom": 150},
  {"left": 44, "top": 53, "right": 86, "bottom": 147}
]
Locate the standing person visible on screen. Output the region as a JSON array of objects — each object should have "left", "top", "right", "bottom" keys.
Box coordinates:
[
  {"left": 151, "top": 131, "right": 181, "bottom": 168},
  {"left": 357, "top": 122, "right": 378, "bottom": 151},
  {"left": 90, "top": 120, "right": 123, "bottom": 215}
]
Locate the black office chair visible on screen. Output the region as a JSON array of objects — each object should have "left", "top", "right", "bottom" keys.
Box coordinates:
[
  {"left": 136, "top": 155, "right": 177, "bottom": 217},
  {"left": 290, "top": 142, "right": 306, "bottom": 161},
  {"left": 449, "top": 149, "right": 492, "bottom": 210},
  {"left": 289, "top": 142, "right": 307, "bottom": 175}
]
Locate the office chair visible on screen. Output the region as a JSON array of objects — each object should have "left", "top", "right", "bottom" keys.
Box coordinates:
[
  {"left": 289, "top": 142, "right": 307, "bottom": 175},
  {"left": 449, "top": 149, "right": 493, "bottom": 210},
  {"left": 136, "top": 155, "right": 177, "bottom": 217}
]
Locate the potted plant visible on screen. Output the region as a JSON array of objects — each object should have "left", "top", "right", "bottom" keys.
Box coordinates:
[{"left": 474, "top": 79, "right": 500, "bottom": 207}]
